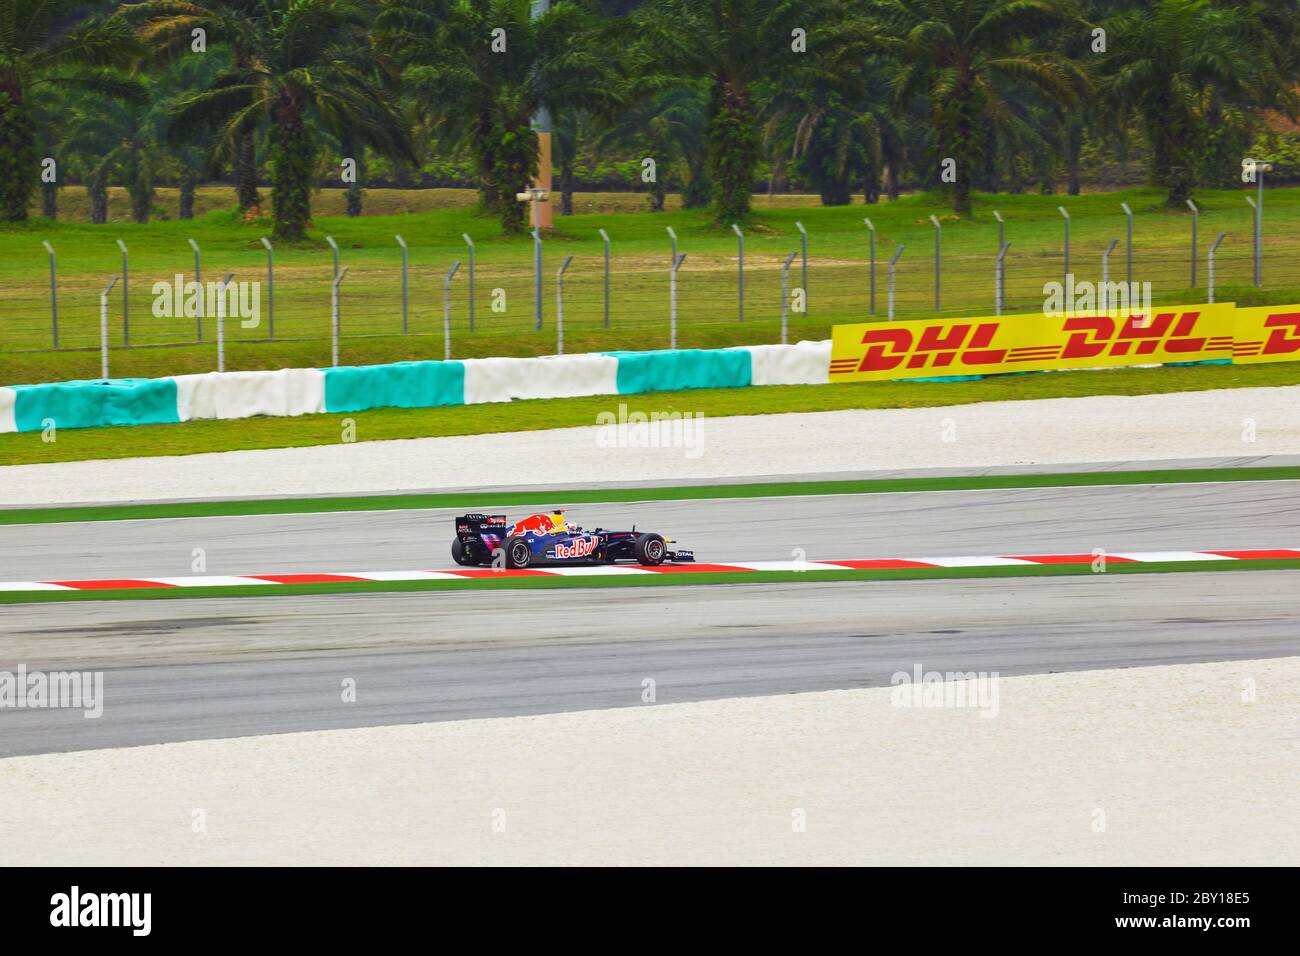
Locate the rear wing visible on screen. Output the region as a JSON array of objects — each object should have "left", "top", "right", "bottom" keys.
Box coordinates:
[{"left": 455, "top": 513, "right": 509, "bottom": 543}]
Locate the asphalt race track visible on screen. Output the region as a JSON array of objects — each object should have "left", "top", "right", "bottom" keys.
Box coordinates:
[
  {"left": 3, "top": 479, "right": 1299, "bottom": 580},
  {"left": 1, "top": 478, "right": 1299, "bottom": 757}
]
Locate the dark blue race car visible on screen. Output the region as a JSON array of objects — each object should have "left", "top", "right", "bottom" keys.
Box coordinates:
[{"left": 452, "top": 511, "right": 695, "bottom": 569}]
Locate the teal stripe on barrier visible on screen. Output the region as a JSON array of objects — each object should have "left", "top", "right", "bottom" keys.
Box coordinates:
[
  {"left": 11, "top": 378, "right": 179, "bottom": 432},
  {"left": 323, "top": 360, "right": 465, "bottom": 413},
  {"left": 608, "top": 348, "right": 751, "bottom": 395}
]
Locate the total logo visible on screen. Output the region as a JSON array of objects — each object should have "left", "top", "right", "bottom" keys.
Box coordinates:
[{"left": 551, "top": 537, "right": 597, "bottom": 559}]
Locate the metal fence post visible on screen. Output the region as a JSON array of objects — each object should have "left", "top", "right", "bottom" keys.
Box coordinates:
[
  {"left": 996, "top": 242, "right": 1009, "bottom": 315},
  {"left": 331, "top": 266, "right": 349, "bottom": 367},
  {"left": 1246, "top": 160, "right": 1270, "bottom": 287},
  {"left": 1246, "top": 196, "right": 1261, "bottom": 288},
  {"left": 795, "top": 220, "right": 808, "bottom": 307},
  {"left": 598, "top": 228, "right": 611, "bottom": 328},
  {"left": 259, "top": 237, "right": 274, "bottom": 338},
  {"left": 556, "top": 254, "right": 574, "bottom": 355},
  {"left": 42, "top": 241, "right": 58, "bottom": 349},
  {"left": 1208, "top": 232, "right": 1226, "bottom": 304},
  {"left": 1120, "top": 202, "right": 1133, "bottom": 287},
  {"left": 188, "top": 238, "right": 202, "bottom": 341},
  {"left": 395, "top": 235, "right": 409, "bottom": 334},
  {"left": 99, "top": 275, "right": 118, "bottom": 379},
  {"left": 1058, "top": 206, "right": 1070, "bottom": 282},
  {"left": 443, "top": 260, "right": 460, "bottom": 361},
  {"left": 216, "top": 271, "right": 234, "bottom": 372},
  {"left": 1186, "top": 199, "right": 1198, "bottom": 288},
  {"left": 461, "top": 233, "right": 475, "bottom": 332},
  {"left": 532, "top": 228, "right": 543, "bottom": 329},
  {"left": 887, "top": 245, "right": 904, "bottom": 320},
  {"left": 116, "top": 239, "right": 129, "bottom": 345},
  {"left": 731, "top": 223, "right": 744, "bottom": 323},
  {"left": 864, "top": 218, "right": 876, "bottom": 316},
  {"left": 666, "top": 225, "right": 677, "bottom": 267},
  {"left": 325, "top": 235, "right": 339, "bottom": 280},
  {"left": 1101, "top": 238, "right": 1118, "bottom": 309},
  {"left": 780, "top": 250, "right": 798, "bottom": 345},
  {"left": 929, "top": 214, "right": 941, "bottom": 310},
  {"left": 669, "top": 252, "right": 685, "bottom": 350}
]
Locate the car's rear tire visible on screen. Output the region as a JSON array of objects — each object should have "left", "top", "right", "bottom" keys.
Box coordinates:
[
  {"left": 634, "top": 533, "right": 667, "bottom": 566},
  {"left": 451, "top": 538, "right": 477, "bottom": 566},
  {"left": 504, "top": 536, "right": 533, "bottom": 569}
]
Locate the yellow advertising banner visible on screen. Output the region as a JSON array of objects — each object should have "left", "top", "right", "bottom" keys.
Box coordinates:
[
  {"left": 830, "top": 304, "right": 1237, "bottom": 382},
  {"left": 1230, "top": 305, "right": 1300, "bottom": 364}
]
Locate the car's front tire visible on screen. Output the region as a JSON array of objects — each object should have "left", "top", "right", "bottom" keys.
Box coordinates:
[
  {"left": 634, "top": 533, "right": 667, "bottom": 566},
  {"left": 504, "top": 536, "right": 533, "bottom": 569}
]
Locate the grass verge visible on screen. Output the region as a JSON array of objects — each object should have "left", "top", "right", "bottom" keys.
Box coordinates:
[
  {"left": 2, "top": 558, "right": 1295, "bottom": 605},
  {"left": 4, "top": 358, "right": 1300, "bottom": 467}
]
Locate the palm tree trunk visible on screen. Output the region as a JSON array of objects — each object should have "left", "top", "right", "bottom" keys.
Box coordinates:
[
  {"left": 270, "top": 92, "right": 315, "bottom": 240},
  {"left": 1157, "top": 119, "right": 1196, "bottom": 208},
  {"left": 42, "top": 180, "right": 58, "bottom": 219},
  {"left": 179, "top": 168, "right": 198, "bottom": 220},
  {"left": 88, "top": 169, "right": 109, "bottom": 225},
  {"left": 493, "top": 112, "right": 536, "bottom": 234},
  {"left": 129, "top": 157, "right": 153, "bottom": 224},
  {"left": 683, "top": 160, "right": 710, "bottom": 208},
  {"left": 0, "top": 83, "right": 37, "bottom": 222},
  {"left": 560, "top": 157, "right": 574, "bottom": 216},
  {"left": 885, "top": 163, "right": 899, "bottom": 201},
  {"left": 342, "top": 132, "right": 365, "bottom": 217},
  {"left": 1066, "top": 119, "right": 1082, "bottom": 196},
  {"left": 708, "top": 80, "right": 759, "bottom": 222},
  {"left": 475, "top": 112, "right": 499, "bottom": 213},
  {"left": 237, "top": 128, "right": 260, "bottom": 213}
]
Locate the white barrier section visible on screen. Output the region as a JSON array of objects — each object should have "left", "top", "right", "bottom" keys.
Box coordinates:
[
  {"left": 0, "top": 387, "right": 15, "bottom": 434},
  {"left": 174, "top": 368, "right": 326, "bottom": 422},
  {"left": 744, "top": 340, "right": 832, "bottom": 386},
  {"left": 462, "top": 353, "right": 619, "bottom": 405}
]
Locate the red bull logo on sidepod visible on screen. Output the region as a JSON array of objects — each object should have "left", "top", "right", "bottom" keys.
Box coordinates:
[
  {"left": 509, "top": 512, "right": 565, "bottom": 537},
  {"left": 553, "top": 537, "right": 597, "bottom": 559}
]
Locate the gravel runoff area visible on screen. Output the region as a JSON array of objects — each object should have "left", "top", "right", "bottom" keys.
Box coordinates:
[
  {"left": 3, "top": 385, "right": 1300, "bottom": 506},
  {"left": 1, "top": 656, "right": 1295, "bottom": 866}
]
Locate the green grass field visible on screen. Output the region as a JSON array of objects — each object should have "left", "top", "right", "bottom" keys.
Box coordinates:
[{"left": 4, "top": 184, "right": 1300, "bottom": 386}]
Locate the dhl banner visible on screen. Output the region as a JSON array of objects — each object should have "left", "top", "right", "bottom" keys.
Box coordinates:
[
  {"left": 829, "top": 303, "right": 1300, "bottom": 382},
  {"left": 1230, "top": 305, "right": 1300, "bottom": 365}
]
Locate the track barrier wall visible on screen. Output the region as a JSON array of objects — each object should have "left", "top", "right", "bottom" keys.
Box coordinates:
[{"left": 2, "top": 302, "right": 1298, "bottom": 435}]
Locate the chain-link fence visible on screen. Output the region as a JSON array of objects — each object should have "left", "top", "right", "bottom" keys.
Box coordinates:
[{"left": 4, "top": 215, "right": 1300, "bottom": 383}]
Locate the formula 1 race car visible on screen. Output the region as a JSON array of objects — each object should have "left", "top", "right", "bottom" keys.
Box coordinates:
[{"left": 452, "top": 511, "right": 696, "bottom": 568}]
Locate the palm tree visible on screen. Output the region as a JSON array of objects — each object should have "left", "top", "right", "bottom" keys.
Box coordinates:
[
  {"left": 596, "top": 83, "right": 710, "bottom": 211},
  {"left": 377, "top": 0, "right": 619, "bottom": 233},
  {"left": 629, "top": 0, "right": 849, "bottom": 222},
  {"left": 145, "top": 0, "right": 414, "bottom": 239},
  {"left": 127, "top": 0, "right": 269, "bottom": 214},
  {"left": 764, "top": 50, "right": 903, "bottom": 206},
  {"left": 872, "top": 0, "right": 1089, "bottom": 213},
  {"left": 0, "top": 0, "right": 140, "bottom": 220},
  {"left": 1096, "top": 0, "right": 1298, "bottom": 206}
]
